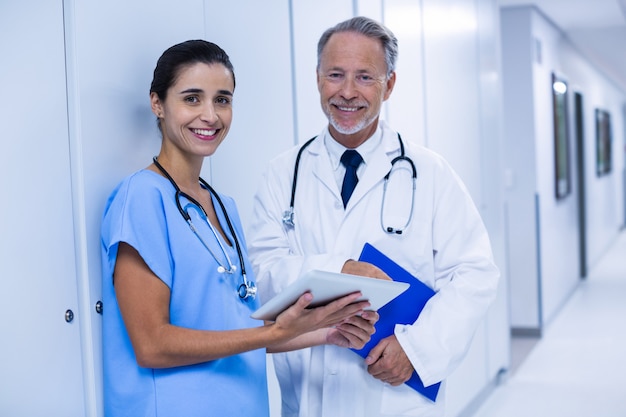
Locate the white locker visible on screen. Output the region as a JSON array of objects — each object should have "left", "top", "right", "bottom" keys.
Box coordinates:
[
  {"left": 0, "top": 1, "right": 86, "bottom": 415},
  {"left": 65, "top": 1, "right": 207, "bottom": 414}
]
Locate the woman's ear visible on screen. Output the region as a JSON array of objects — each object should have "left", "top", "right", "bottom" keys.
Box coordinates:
[{"left": 150, "top": 92, "right": 164, "bottom": 118}]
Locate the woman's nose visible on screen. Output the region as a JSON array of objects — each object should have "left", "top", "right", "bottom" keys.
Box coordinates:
[{"left": 201, "top": 103, "right": 218, "bottom": 123}]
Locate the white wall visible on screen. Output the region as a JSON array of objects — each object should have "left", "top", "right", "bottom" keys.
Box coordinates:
[
  {"left": 207, "top": 0, "right": 296, "bottom": 225},
  {"left": 501, "top": 6, "right": 626, "bottom": 331},
  {"left": 417, "top": 1, "right": 510, "bottom": 415},
  {"left": 500, "top": 8, "right": 542, "bottom": 330},
  {"left": 560, "top": 40, "right": 626, "bottom": 269},
  {"left": 383, "top": 0, "right": 427, "bottom": 146},
  {"left": 1, "top": 0, "right": 509, "bottom": 416},
  {"left": 475, "top": 0, "right": 511, "bottom": 386},
  {"left": 529, "top": 8, "right": 580, "bottom": 329}
]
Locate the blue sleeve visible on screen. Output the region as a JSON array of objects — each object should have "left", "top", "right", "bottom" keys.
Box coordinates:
[{"left": 101, "top": 172, "right": 174, "bottom": 289}]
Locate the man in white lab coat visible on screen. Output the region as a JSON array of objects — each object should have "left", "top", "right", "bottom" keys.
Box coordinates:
[{"left": 248, "top": 16, "right": 499, "bottom": 417}]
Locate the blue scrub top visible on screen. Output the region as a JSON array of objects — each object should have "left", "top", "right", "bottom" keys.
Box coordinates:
[{"left": 101, "top": 170, "right": 269, "bottom": 417}]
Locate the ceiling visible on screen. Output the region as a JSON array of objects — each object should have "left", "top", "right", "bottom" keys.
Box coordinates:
[{"left": 498, "top": 0, "right": 626, "bottom": 93}]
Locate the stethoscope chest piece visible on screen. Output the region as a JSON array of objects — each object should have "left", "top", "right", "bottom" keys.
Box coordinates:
[
  {"left": 282, "top": 208, "right": 295, "bottom": 228},
  {"left": 238, "top": 280, "right": 257, "bottom": 300}
]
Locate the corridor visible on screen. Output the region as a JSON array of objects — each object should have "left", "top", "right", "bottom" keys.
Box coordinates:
[{"left": 470, "top": 231, "right": 626, "bottom": 416}]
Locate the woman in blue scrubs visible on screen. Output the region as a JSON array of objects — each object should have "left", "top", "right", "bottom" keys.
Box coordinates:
[{"left": 100, "top": 40, "right": 378, "bottom": 417}]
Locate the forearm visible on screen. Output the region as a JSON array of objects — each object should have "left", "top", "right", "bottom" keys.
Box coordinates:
[
  {"left": 266, "top": 328, "right": 327, "bottom": 353},
  {"left": 133, "top": 322, "right": 289, "bottom": 368},
  {"left": 130, "top": 292, "right": 371, "bottom": 368}
]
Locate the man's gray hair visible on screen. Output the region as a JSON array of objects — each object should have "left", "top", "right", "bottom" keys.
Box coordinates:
[{"left": 317, "top": 16, "right": 398, "bottom": 77}]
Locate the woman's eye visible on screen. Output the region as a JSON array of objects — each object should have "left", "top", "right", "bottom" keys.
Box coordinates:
[
  {"left": 185, "top": 96, "right": 199, "bottom": 103},
  {"left": 216, "top": 97, "right": 231, "bottom": 105}
]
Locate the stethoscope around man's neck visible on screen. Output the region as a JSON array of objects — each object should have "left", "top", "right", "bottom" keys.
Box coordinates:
[
  {"left": 152, "top": 157, "right": 257, "bottom": 300},
  {"left": 282, "top": 133, "right": 417, "bottom": 235}
]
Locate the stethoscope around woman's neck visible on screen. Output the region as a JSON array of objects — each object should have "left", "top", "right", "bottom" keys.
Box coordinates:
[
  {"left": 152, "top": 156, "right": 257, "bottom": 300},
  {"left": 282, "top": 133, "right": 417, "bottom": 234}
]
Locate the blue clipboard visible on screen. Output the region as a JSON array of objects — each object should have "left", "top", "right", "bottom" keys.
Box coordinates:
[{"left": 351, "top": 243, "right": 441, "bottom": 402}]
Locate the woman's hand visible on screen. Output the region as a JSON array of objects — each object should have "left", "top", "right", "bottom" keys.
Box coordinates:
[{"left": 272, "top": 291, "right": 370, "bottom": 341}]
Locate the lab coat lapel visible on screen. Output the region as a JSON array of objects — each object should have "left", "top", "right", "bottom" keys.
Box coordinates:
[{"left": 306, "top": 137, "right": 342, "bottom": 202}]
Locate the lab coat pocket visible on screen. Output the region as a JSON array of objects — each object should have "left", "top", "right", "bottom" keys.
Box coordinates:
[
  {"left": 380, "top": 383, "right": 435, "bottom": 416},
  {"left": 376, "top": 218, "right": 431, "bottom": 275}
]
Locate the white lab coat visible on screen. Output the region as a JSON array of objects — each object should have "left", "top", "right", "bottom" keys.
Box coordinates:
[{"left": 248, "top": 121, "right": 499, "bottom": 417}]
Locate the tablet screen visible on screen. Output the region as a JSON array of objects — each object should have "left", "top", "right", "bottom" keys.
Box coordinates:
[{"left": 251, "top": 269, "right": 409, "bottom": 321}]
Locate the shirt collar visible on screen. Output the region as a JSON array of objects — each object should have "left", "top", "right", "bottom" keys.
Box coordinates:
[{"left": 324, "top": 123, "right": 383, "bottom": 171}]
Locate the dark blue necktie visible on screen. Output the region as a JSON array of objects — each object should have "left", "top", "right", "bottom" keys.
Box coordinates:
[{"left": 340, "top": 150, "right": 363, "bottom": 208}]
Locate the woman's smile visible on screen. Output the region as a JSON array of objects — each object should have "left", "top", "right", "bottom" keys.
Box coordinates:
[{"left": 190, "top": 127, "right": 219, "bottom": 140}]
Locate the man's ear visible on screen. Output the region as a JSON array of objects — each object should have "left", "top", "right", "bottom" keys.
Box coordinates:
[
  {"left": 316, "top": 69, "right": 322, "bottom": 92},
  {"left": 383, "top": 71, "right": 397, "bottom": 101}
]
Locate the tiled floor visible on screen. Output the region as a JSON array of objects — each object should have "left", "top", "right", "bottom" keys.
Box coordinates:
[{"left": 468, "top": 231, "right": 626, "bottom": 417}]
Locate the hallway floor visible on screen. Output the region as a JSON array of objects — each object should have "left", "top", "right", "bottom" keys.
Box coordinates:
[{"left": 469, "top": 230, "right": 626, "bottom": 417}]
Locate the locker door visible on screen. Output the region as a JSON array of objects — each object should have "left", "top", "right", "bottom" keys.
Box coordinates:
[{"left": 0, "top": 1, "right": 86, "bottom": 415}]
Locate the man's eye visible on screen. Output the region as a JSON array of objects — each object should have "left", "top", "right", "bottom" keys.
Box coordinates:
[{"left": 357, "top": 75, "right": 376, "bottom": 85}]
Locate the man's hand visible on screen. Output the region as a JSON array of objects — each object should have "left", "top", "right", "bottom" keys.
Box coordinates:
[
  {"left": 342, "top": 260, "right": 391, "bottom": 280},
  {"left": 365, "top": 335, "right": 414, "bottom": 386},
  {"left": 326, "top": 310, "right": 379, "bottom": 349}
]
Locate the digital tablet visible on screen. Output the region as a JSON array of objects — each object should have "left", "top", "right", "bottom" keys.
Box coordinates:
[{"left": 250, "top": 269, "right": 410, "bottom": 321}]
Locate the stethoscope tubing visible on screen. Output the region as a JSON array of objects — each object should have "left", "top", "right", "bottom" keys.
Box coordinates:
[
  {"left": 152, "top": 157, "right": 256, "bottom": 300},
  {"left": 283, "top": 133, "right": 417, "bottom": 234}
]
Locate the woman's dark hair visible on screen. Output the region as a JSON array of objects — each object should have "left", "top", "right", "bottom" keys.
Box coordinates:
[{"left": 150, "top": 39, "right": 235, "bottom": 101}]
